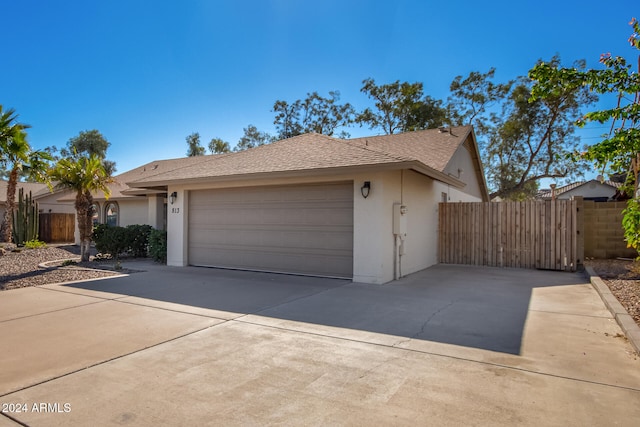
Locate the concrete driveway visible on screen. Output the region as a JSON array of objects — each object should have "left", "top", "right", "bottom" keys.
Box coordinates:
[{"left": 1, "top": 262, "right": 639, "bottom": 426}]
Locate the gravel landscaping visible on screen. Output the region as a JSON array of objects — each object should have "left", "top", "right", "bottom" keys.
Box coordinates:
[
  {"left": 0, "top": 244, "right": 126, "bottom": 291},
  {"left": 585, "top": 258, "right": 640, "bottom": 328}
]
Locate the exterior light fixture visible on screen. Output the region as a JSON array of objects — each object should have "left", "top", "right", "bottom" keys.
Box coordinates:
[
  {"left": 361, "top": 181, "right": 371, "bottom": 198},
  {"left": 170, "top": 191, "right": 178, "bottom": 204}
]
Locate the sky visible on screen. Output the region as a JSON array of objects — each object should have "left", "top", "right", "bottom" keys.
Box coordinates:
[{"left": 2, "top": 0, "right": 638, "bottom": 180}]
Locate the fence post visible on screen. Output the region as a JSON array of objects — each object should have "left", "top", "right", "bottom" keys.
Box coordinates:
[{"left": 573, "top": 196, "right": 584, "bottom": 270}]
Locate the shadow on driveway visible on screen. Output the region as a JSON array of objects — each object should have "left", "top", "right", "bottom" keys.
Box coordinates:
[{"left": 64, "top": 263, "right": 587, "bottom": 355}]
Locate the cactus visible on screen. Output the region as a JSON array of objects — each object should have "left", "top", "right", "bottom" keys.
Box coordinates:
[{"left": 12, "top": 188, "right": 40, "bottom": 246}]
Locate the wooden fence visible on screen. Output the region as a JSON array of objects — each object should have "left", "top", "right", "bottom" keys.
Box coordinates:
[
  {"left": 39, "top": 213, "right": 75, "bottom": 243},
  {"left": 438, "top": 199, "right": 582, "bottom": 271}
]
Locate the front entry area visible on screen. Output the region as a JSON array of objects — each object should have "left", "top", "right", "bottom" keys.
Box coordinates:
[{"left": 188, "top": 182, "right": 354, "bottom": 278}]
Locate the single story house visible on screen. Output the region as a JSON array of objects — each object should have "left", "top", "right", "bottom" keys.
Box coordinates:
[
  {"left": 537, "top": 179, "right": 622, "bottom": 202},
  {"left": 123, "top": 125, "right": 489, "bottom": 284}
]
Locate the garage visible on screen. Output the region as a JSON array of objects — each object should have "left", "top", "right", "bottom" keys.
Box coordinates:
[{"left": 188, "top": 182, "right": 354, "bottom": 278}]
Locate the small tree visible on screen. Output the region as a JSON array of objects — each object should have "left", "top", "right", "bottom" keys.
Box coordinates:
[
  {"left": 356, "top": 78, "right": 446, "bottom": 134},
  {"left": 208, "top": 137, "right": 231, "bottom": 154},
  {"left": 63, "top": 129, "right": 116, "bottom": 175},
  {"left": 186, "top": 132, "right": 206, "bottom": 156},
  {"left": 234, "top": 125, "right": 275, "bottom": 151},
  {"left": 448, "top": 58, "right": 596, "bottom": 200},
  {"left": 530, "top": 18, "right": 640, "bottom": 251},
  {"left": 273, "top": 91, "right": 355, "bottom": 139},
  {"left": 49, "top": 155, "right": 113, "bottom": 261}
]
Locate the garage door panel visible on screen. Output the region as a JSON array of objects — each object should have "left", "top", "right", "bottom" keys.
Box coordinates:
[
  {"left": 188, "top": 182, "right": 353, "bottom": 278},
  {"left": 188, "top": 246, "right": 352, "bottom": 277},
  {"left": 191, "top": 228, "right": 350, "bottom": 250}
]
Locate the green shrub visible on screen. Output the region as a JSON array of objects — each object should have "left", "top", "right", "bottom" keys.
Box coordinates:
[
  {"left": 92, "top": 224, "right": 129, "bottom": 260},
  {"left": 93, "top": 223, "right": 155, "bottom": 260},
  {"left": 125, "top": 224, "right": 153, "bottom": 257},
  {"left": 24, "top": 239, "right": 47, "bottom": 249},
  {"left": 92, "top": 224, "right": 110, "bottom": 250},
  {"left": 148, "top": 229, "right": 167, "bottom": 263}
]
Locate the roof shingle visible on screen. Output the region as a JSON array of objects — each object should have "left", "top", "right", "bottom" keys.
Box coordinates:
[{"left": 127, "top": 127, "right": 473, "bottom": 187}]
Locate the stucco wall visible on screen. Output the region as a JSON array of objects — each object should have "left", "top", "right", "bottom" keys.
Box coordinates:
[
  {"left": 117, "top": 198, "right": 149, "bottom": 227},
  {"left": 352, "top": 171, "right": 393, "bottom": 283},
  {"left": 36, "top": 191, "right": 76, "bottom": 215},
  {"left": 166, "top": 165, "right": 486, "bottom": 284},
  {"left": 399, "top": 170, "right": 438, "bottom": 277},
  {"left": 167, "top": 187, "right": 189, "bottom": 266},
  {"left": 443, "top": 140, "right": 485, "bottom": 201}
]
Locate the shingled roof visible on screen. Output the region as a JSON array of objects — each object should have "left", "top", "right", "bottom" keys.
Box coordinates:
[
  {"left": 58, "top": 155, "right": 212, "bottom": 201},
  {"left": 126, "top": 126, "right": 478, "bottom": 190},
  {"left": 346, "top": 126, "right": 472, "bottom": 172},
  {"left": 0, "top": 181, "right": 49, "bottom": 204},
  {"left": 536, "top": 179, "right": 622, "bottom": 200}
]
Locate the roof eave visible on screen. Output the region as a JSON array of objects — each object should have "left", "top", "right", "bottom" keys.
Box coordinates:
[{"left": 126, "top": 161, "right": 465, "bottom": 190}]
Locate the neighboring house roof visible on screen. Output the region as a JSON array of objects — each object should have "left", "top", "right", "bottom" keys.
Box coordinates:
[
  {"left": 126, "top": 126, "right": 488, "bottom": 199},
  {"left": 537, "top": 179, "right": 622, "bottom": 200},
  {"left": 0, "top": 181, "right": 49, "bottom": 204}
]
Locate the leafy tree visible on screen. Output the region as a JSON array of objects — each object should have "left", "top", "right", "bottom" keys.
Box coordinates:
[
  {"left": 448, "top": 58, "right": 596, "bottom": 200},
  {"left": 272, "top": 100, "right": 303, "bottom": 139},
  {"left": 208, "top": 137, "right": 231, "bottom": 154},
  {"left": 273, "top": 91, "right": 355, "bottom": 139},
  {"left": 49, "top": 154, "right": 112, "bottom": 261},
  {"left": 0, "top": 106, "right": 52, "bottom": 243},
  {"left": 63, "top": 129, "right": 116, "bottom": 175},
  {"left": 185, "top": 132, "right": 206, "bottom": 156},
  {"left": 530, "top": 18, "right": 640, "bottom": 250},
  {"left": 447, "top": 68, "right": 513, "bottom": 138},
  {"left": 356, "top": 78, "right": 447, "bottom": 134},
  {"left": 235, "top": 125, "right": 275, "bottom": 151}
]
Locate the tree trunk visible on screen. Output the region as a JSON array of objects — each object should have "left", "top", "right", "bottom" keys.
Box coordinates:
[
  {"left": 75, "top": 190, "right": 93, "bottom": 262},
  {"left": 2, "top": 168, "right": 19, "bottom": 243}
]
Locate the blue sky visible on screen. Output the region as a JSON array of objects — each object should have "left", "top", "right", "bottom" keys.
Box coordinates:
[{"left": 2, "top": 0, "right": 638, "bottom": 178}]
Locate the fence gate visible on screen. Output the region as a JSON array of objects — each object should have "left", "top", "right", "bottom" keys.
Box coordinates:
[
  {"left": 39, "top": 213, "right": 75, "bottom": 243},
  {"left": 438, "top": 200, "right": 582, "bottom": 272}
]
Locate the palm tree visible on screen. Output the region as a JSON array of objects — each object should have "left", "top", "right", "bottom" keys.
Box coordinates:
[
  {"left": 49, "top": 155, "right": 113, "bottom": 261},
  {"left": 0, "top": 106, "right": 51, "bottom": 243}
]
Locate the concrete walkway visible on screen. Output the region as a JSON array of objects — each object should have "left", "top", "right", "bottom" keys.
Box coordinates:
[{"left": 0, "top": 263, "right": 639, "bottom": 426}]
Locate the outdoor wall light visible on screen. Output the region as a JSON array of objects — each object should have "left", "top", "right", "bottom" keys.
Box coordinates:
[
  {"left": 169, "top": 191, "right": 178, "bottom": 204},
  {"left": 361, "top": 181, "right": 371, "bottom": 198}
]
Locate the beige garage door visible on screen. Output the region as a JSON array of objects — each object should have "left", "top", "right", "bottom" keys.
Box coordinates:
[{"left": 188, "top": 182, "right": 353, "bottom": 278}]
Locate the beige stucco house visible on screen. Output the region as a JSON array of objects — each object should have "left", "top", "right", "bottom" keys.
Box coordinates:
[{"left": 124, "top": 125, "right": 489, "bottom": 284}]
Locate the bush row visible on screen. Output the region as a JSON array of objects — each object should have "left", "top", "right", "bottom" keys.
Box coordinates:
[{"left": 93, "top": 224, "right": 167, "bottom": 263}]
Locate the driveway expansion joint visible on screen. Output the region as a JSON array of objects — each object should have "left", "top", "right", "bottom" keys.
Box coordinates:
[
  {"left": 0, "top": 411, "right": 29, "bottom": 427},
  {"left": 231, "top": 316, "right": 640, "bottom": 393},
  {"left": 0, "top": 322, "right": 223, "bottom": 399},
  {"left": 0, "top": 299, "right": 110, "bottom": 324}
]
